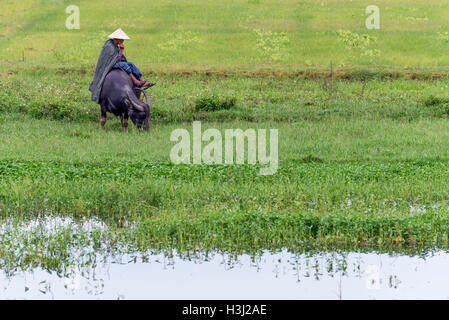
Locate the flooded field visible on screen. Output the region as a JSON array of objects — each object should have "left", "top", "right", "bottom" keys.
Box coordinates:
[
  {"left": 1, "top": 216, "right": 449, "bottom": 299},
  {"left": 2, "top": 248, "right": 449, "bottom": 299}
]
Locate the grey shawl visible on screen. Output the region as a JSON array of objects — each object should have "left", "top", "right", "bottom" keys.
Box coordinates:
[{"left": 89, "top": 39, "right": 127, "bottom": 103}]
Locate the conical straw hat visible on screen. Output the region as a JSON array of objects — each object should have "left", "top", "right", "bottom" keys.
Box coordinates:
[{"left": 108, "top": 28, "right": 130, "bottom": 40}]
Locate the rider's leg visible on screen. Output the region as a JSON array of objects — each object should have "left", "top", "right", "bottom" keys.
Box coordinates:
[
  {"left": 112, "top": 62, "right": 141, "bottom": 86},
  {"left": 127, "top": 63, "right": 154, "bottom": 87},
  {"left": 128, "top": 73, "right": 141, "bottom": 87},
  {"left": 113, "top": 62, "right": 152, "bottom": 87},
  {"left": 126, "top": 62, "right": 143, "bottom": 80}
]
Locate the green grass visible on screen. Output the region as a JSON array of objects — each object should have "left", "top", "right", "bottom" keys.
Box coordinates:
[
  {"left": 3, "top": 75, "right": 449, "bottom": 271},
  {"left": 3, "top": 71, "right": 449, "bottom": 124},
  {"left": 2, "top": 0, "right": 449, "bottom": 69},
  {"left": 2, "top": 158, "right": 449, "bottom": 218},
  {"left": 2, "top": 0, "right": 449, "bottom": 273}
]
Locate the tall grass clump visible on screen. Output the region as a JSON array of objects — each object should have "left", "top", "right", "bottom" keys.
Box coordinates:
[
  {"left": 193, "top": 94, "right": 237, "bottom": 112},
  {"left": 423, "top": 95, "right": 449, "bottom": 116}
]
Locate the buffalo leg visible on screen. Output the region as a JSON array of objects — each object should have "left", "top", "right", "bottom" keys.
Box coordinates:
[
  {"left": 120, "top": 114, "right": 129, "bottom": 132},
  {"left": 100, "top": 104, "right": 107, "bottom": 129}
]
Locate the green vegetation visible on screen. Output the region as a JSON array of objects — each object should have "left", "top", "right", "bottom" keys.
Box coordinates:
[
  {"left": 192, "top": 94, "right": 236, "bottom": 112},
  {"left": 3, "top": 0, "right": 449, "bottom": 69},
  {"left": 2, "top": 0, "right": 449, "bottom": 273},
  {"left": 3, "top": 71, "right": 449, "bottom": 124}
]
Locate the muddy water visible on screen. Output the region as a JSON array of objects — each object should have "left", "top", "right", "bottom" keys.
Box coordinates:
[{"left": 1, "top": 249, "right": 449, "bottom": 299}]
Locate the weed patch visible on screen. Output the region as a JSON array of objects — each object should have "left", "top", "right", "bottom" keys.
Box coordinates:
[{"left": 192, "top": 95, "right": 237, "bottom": 112}]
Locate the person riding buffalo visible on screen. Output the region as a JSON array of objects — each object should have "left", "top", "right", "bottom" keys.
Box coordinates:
[{"left": 89, "top": 28, "right": 155, "bottom": 104}]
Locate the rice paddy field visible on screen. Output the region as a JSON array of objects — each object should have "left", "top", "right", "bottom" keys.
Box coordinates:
[{"left": 2, "top": 0, "right": 449, "bottom": 298}]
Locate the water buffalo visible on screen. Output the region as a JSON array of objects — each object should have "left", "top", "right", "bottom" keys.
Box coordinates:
[{"left": 99, "top": 69, "right": 151, "bottom": 131}]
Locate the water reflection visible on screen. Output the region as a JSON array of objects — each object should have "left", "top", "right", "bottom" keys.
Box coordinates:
[
  {"left": 2, "top": 249, "right": 449, "bottom": 299},
  {"left": 1, "top": 216, "right": 448, "bottom": 299}
]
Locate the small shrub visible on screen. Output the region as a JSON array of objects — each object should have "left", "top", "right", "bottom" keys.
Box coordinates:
[
  {"left": 193, "top": 95, "right": 236, "bottom": 112},
  {"left": 254, "top": 29, "right": 290, "bottom": 62},
  {"left": 300, "top": 155, "right": 324, "bottom": 163},
  {"left": 424, "top": 95, "right": 449, "bottom": 106},
  {"left": 438, "top": 31, "right": 449, "bottom": 42},
  {"left": 28, "top": 102, "right": 73, "bottom": 120},
  {"left": 423, "top": 95, "right": 449, "bottom": 117},
  {"left": 336, "top": 30, "right": 380, "bottom": 58}
]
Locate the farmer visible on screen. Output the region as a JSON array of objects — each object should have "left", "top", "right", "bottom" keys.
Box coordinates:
[{"left": 89, "top": 28, "right": 154, "bottom": 103}]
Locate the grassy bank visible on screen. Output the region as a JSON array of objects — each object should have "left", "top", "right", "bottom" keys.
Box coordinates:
[
  {"left": 2, "top": 0, "right": 449, "bottom": 273},
  {"left": 2, "top": 70, "right": 449, "bottom": 124}
]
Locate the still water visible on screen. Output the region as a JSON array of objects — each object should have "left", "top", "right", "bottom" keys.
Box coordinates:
[
  {"left": 1, "top": 216, "right": 449, "bottom": 299},
  {"left": 1, "top": 249, "right": 449, "bottom": 299}
]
